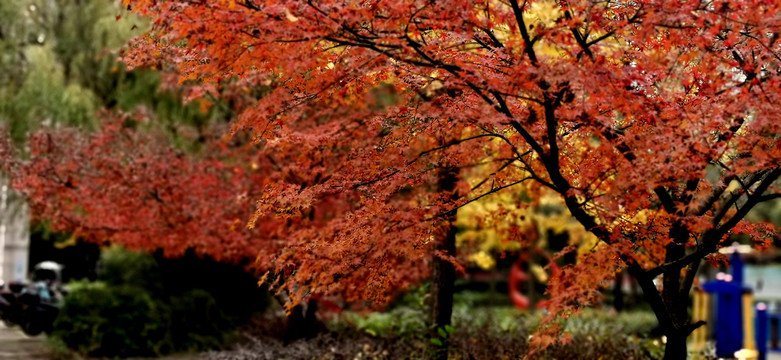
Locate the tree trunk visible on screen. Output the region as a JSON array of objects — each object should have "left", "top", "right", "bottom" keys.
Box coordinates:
[
  {"left": 663, "top": 330, "right": 688, "bottom": 360},
  {"left": 429, "top": 167, "right": 458, "bottom": 360},
  {"left": 613, "top": 270, "right": 624, "bottom": 312},
  {"left": 283, "top": 298, "right": 323, "bottom": 342},
  {"left": 429, "top": 217, "right": 456, "bottom": 360},
  {"left": 627, "top": 264, "right": 689, "bottom": 360},
  {"left": 527, "top": 260, "right": 537, "bottom": 312}
]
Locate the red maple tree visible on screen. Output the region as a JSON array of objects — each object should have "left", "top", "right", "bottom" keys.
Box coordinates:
[
  {"left": 5, "top": 0, "right": 781, "bottom": 358},
  {"left": 123, "top": 0, "right": 781, "bottom": 357},
  {"left": 1, "top": 108, "right": 440, "bottom": 332},
  {"left": 1, "top": 118, "right": 271, "bottom": 264}
]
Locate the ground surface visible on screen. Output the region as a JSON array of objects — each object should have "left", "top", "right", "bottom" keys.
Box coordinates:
[
  {"left": 0, "top": 324, "right": 206, "bottom": 360},
  {"left": 0, "top": 323, "right": 48, "bottom": 359},
  {"left": 3, "top": 322, "right": 781, "bottom": 360}
]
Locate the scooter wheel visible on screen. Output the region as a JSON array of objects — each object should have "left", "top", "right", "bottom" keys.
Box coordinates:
[{"left": 22, "top": 321, "right": 43, "bottom": 336}]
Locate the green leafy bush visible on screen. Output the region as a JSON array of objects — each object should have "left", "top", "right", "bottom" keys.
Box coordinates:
[
  {"left": 51, "top": 247, "right": 267, "bottom": 357},
  {"left": 98, "top": 245, "right": 162, "bottom": 292},
  {"left": 167, "top": 289, "right": 230, "bottom": 351},
  {"left": 52, "top": 281, "right": 170, "bottom": 357},
  {"left": 328, "top": 298, "right": 663, "bottom": 360},
  {"left": 342, "top": 307, "right": 426, "bottom": 338}
]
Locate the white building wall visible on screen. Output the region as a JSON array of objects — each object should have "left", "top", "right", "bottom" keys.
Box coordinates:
[
  {"left": 745, "top": 264, "right": 781, "bottom": 303},
  {"left": 0, "top": 177, "right": 29, "bottom": 283}
]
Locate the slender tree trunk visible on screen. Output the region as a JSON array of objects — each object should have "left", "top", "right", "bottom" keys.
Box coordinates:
[
  {"left": 527, "top": 260, "right": 537, "bottom": 312},
  {"left": 275, "top": 294, "right": 323, "bottom": 342},
  {"left": 429, "top": 220, "right": 456, "bottom": 360},
  {"left": 628, "top": 261, "right": 702, "bottom": 360},
  {"left": 429, "top": 167, "right": 458, "bottom": 360},
  {"left": 613, "top": 270, "right": 624, "bottom": 312},
  {"left": 636, "top": 275, "right": 702, "bottom": 360},
  {"left": 663, "top": 330, "right": 688, "bottom": 360},
  {"left": 657, "top": 221, "right": 695, "bottom": 358},
  {"left": 430, "top": 244, "right": 456, "bottom": 327},
  {"left": 284, "top": 299, "right": 323, "bottom": 341}
]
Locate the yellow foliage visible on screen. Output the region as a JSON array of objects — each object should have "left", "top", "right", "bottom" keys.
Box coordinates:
[
  {"left": 523, "top": 1, "right": 561, "bottom": 28},
  {"left": 530, "top": 264, "right": 548, "bottom": 282},
  {"left": 457, "top": 188, "right": 600, "bottom": 269},
  {"left": 468, "top": 251, "right": 496, "bottom": 270}
]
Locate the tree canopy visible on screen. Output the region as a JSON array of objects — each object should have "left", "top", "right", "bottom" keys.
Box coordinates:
[{"left": 0, "top": 0, "right": 225, "bottom": 146}]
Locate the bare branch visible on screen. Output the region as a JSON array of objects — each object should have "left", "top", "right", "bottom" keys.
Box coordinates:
[{"left": 508, "top": 0, "right": 538, "bottom": 65}]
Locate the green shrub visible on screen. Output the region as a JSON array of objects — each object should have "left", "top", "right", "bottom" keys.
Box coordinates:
[
  {"left": 98, "top": 245, "right": 162, "bottom": 292},
  {"left": 168, "top": 289, "right": 230, "bottom": 351},
  {"left": 52, "top": 281, "right": 170, "bottom": 357},
  {"left": 46, "top": 337, "right": 76, "bottom": 360},
  {"left": 51, "top": 247, "right": 266, "bottom": 357},
  {"left": 330, "top": 298, "right": 663, "bottom": 360},
  {"left": 343, "top": 307, "right": 427, "bottom": 337}
]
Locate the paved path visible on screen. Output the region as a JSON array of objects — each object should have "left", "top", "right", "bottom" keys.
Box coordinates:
[
  {"left": 0, "top": 324, "right": 207, "bottom": 360},
  {"left": 0, "top": 324, "right": 48, "bottom": 359}
]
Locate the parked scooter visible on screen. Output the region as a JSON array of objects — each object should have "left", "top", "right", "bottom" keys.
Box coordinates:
[
  {"left": 0, "top": 262, "right": 64, "bottom": 335},
  {"left": 0, "top": 281, "right": 27, "bottom": 327}
]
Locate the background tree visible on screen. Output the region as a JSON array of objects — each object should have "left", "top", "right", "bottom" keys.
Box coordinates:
[
  {"left": 0, "top": 0, "right": 245, "bottom": 286},
  {"left": 0, "top": 0, "right": 222, "bottom": 144}
]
